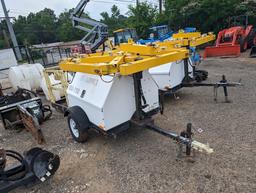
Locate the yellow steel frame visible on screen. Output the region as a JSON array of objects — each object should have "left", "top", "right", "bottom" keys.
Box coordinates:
[
  {"left": 172, "top": 32, "right": 202, "bottom": 39},
  {"left": 59, "top": 44, "right": 189, "bottom": 75},
  {"left": 156, "top": 33, "right": 215, "bottom": 48},
  {"left": 59, "top": 31, "right": 215, "bottom": 76},
  {"left": 119, "top": 50, "right": 187, "bottom": 75},
  {"left": 189, "top": 33, "right": 216, "bottom": 47}
]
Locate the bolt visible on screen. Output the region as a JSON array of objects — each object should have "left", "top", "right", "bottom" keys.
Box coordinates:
[
  {"left": 48, "top": 164, "right": 53, "bottom": 170},
  {"left": 40, "top": 177, "right": 46, "bottom": 182}
]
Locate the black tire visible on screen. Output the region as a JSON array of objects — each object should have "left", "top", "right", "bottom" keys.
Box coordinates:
[
  {"left": 67, "top": 113, "right": 89, "bottom": 143},
  {"left": 239, "top": 37, "right": 247, "bottom": 52},
  {"left": 247, "top": 29, "right": 256, "bottom": 48},
  {"left": 194, "top": 70, "right": 208, "bottom": 82}
]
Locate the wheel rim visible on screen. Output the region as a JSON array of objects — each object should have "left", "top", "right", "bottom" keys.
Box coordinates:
[{"left": 69, "top": 118, "right": 79, "bottom": 138}]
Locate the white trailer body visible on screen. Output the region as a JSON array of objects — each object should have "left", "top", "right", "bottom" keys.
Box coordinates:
[
  {"left": 149, "top": 59, "right": 194, "bottom": 90},
  {"left": 67, "top": 70, "right": 159, "bottom": 131}
]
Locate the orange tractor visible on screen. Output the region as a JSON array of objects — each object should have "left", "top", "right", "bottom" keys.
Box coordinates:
[{"left": 204, "top": 16, "right": 256, "bottom": 58}]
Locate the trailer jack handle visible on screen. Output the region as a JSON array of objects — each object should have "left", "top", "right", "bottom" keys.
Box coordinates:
[
  {"left": 146, "top": 123, "right": 213, "bottom": 155},
  {"left": 213, "top": 75, "right": 241, "bottom": 102}
]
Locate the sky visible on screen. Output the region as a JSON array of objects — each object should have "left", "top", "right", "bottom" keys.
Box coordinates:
[{"left": 0, "top": 0, "right": 157, "bottom": 20}]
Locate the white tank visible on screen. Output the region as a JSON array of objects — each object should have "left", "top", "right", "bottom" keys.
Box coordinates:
[{"left": 9, "top": 63, "right": 44, "bottom": 91}]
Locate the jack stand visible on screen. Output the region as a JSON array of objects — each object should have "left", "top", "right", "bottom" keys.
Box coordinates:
[
  {"left": 180, "top": 123, "right": 193, "bottom": 156},
  {"left": 214, "top": 75, "right": 229, "bottom": 102},
  {"left": 0, "top": 148, "right": 60, "bottom": 193}
]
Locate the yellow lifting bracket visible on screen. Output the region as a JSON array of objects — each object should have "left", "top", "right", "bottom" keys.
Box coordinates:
[
  {"left": 172, "top": 32, "right": 202, "bottom": 39},
  {"left": 156, "top": 32, "right": 216, "bottom": 48},
  {"left": 189, "top": 33, "right": 216, "bottom": 47},
  {"left": 59, "top": 44, "right": 189, "bottom": 76}
]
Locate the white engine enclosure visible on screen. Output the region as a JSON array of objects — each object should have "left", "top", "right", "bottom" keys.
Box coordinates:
[
  {"left": 67, "top": 71, "right": 159, "bottom": 131},
  {"left": 149, "top": 59, "right": 194, "bottom": 90}
]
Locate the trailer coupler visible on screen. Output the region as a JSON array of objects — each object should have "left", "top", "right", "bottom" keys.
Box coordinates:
[
  {"left": 182, "top": 75, "right": 241, "bottom": 102},
  {"left": 0, "top": 148, "right": 60, "bottom": 193},
  {"left": 146, "top": 123, "right": 213, "bottom": 155}
]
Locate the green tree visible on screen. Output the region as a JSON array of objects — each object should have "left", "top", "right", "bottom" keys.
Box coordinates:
[
  {"left": 163, "top": 0, "right": 255, "bottom": 33},
  {"left": 0, "top": 20, "right": 9, "bottom": 48},
  {"left": 56, "top": 9, "right": 84, "bottom": 42},
  {"left": 126, "top": 2, "right": 157, "bottom": 38},
  {"left": 1, "top": 1, "right": 256, "bottom": 48},
  {"left": 13, "top": 8, "right": 57, "bottom": 44},
  {"left": 235, "top": 0, "right": 256, "bottom": 27},
  {"left": 100, "top": 5, "right": 127, "bottom": 35}
]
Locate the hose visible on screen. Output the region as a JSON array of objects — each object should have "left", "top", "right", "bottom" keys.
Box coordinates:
[{"left": 0, "top": 150, "right": 28, "bottom": 181}]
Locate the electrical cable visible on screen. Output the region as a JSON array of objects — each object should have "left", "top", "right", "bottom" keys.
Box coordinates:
[{"left": 0, "top": 150, "right": 28, "bottom": 181}]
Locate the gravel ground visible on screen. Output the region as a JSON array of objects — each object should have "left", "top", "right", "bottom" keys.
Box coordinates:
[{"left": 0, "top": 51, "right": 256, "bottom": 193}]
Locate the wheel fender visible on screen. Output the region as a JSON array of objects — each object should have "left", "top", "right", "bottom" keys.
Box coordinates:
[{"left": 64, "top": 106, "right": 90, "bottom": 129}]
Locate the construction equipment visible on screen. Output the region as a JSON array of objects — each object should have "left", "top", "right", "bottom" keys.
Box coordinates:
[
  {"left": 183, "top": 27, "right": 197, "bottom": 33},
  {"left": 250, "top": 33, "right": 256, "bottom": 57},
  {"left": 149, "top": 32, "right": 241, "bottom": 102},
  {"left": 58, "top": 32, "right": 239, "bottom": 102},
  {"left": 71, "top": 0, "right": 108, "bottom": 52},
  {"left": 114, "top": 28, "right": 138, "bottom": 46},
  {"left": 204, "top": 16, "right": 256, "bottom": 57},
  {"left": 137, "top": 25, "right": 174, "bottom": 45},
  {"left": 0, "top": 87, "right": 52, "bottom": 144},
  {"left": 71, "top": 0, "right": 138, "bottom": 53},
  {"left": 59, "top": 43, "right": 213, "bottom": 156},
  {"left": 137, "top": 26, "right": 198, "bottom": 45},
  {"left": 0, "top": 147, "right": 60, "bottom": 193}
]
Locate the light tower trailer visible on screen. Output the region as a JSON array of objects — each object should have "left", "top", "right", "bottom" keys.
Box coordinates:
[
  {"left": 60, "top": 43, "right": 213, "bottom": 155},
  {"left": 150, "top": 32, "right": 241, "bottom": 103}
]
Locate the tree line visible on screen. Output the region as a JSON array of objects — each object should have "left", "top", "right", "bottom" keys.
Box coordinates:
[{"left": 0, "top": 0, "right": 255, "bottom": 49}]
